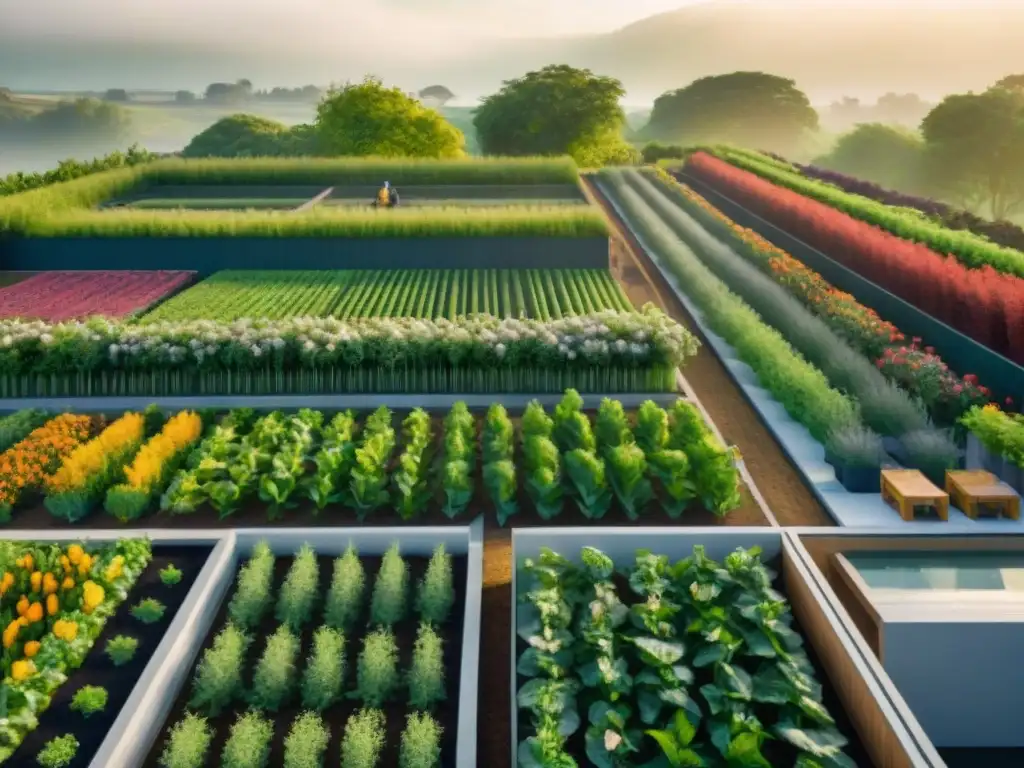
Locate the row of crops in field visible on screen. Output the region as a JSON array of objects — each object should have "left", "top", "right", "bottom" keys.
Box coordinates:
[{"left": 141, "top": 269, "right": 633, "bottom": 322}]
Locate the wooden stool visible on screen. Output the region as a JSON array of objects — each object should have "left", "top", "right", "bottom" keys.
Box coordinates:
[
  {"left": 945, "top": 470, "right": 1021, "bottom": 520},
  {"left": 880, "top": 469, "right": 949, "bottom": 521}
]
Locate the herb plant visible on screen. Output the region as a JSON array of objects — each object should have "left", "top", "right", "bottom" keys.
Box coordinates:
[
  {"left": 369, "top": 543, "right": 408, "bottom": 627},
  {"left": 36, "top": 734, "right": 78, "bottom": 768},
  {"left": 220, "top": 711, "right": 273, "bottom": 768},
  {"left": 228, "top": 539, "right": 275, "bottom": 629},
  {"left": 324, "top": 544, "right": 365, "bottom": 630},
  {"left": 354, "top": 628, "right": 400, "bottom": 707},
  {"left": 189, "top": 623, "right": 251, "bottom": 716},
  {"left": 159, "top": 713, "right": 212, "bottom": 768},
  {"left": 70, "top": 685, "right": 108, "bottom": 717},
  {"left": 301, "top": 626, "right": 346, "bottom": 711},
  {"left": 408, "top": 622, "right": 446, "bottom": 710},
  {"left": 416, "top": 543, "right": 455, "bottom": 625},
  {"left": 276, "top": 544, "right": 320, "bottom": 630},
  {"left": 105, "top": 635, "right": 139, "bottom": 666},
  {"left": 131, "top": 597, "right": 167, "bottom": 624},
  {"left": 160, "top": 563, "right": 184, "bottom": 585},
  {"left": 249, "top": 625, "right": 300, "bottom": 711},
  {"left": 400, "top": 713, "right": 443, "bottom": 768},
  {"left": 283, "top": 712, "right": 329, "bottom": 768},
  {"left": 340, "top": 708, "right": 386, "bottom": 768}
]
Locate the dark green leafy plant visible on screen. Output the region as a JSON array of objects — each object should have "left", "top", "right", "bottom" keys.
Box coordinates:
[
  {"left": 105, "top": 635, "right": 139, "bottom": 666},
  {"left": 131, "top": 597, "right": 167, "bottom": 624},
  {"left": 36, "top": 734, "right": 78, "bottom": 768},
  {"left": 160, "top": 564, "right": 184, "bottom": 586},
  {"left": 70, "top": 685, "right": 108, "bottom": 717}
]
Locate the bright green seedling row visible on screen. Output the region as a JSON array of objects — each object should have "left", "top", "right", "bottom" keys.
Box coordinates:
[
  {"left": 141, "top": 268, "right": 633, "bottom": 322},
  {"left": 155, "top": 393, "right": 741, "bottom": 524},
  {"left": 159, "top": 540, "right": 457, "bottom": 768},
  {"left": 517, "top": 545, "right": 858, "bottom": 768}
]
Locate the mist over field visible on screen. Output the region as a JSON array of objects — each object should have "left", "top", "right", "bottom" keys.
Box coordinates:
[{"left": 1, "top": 0, "right": 1021, "bottom": 176}]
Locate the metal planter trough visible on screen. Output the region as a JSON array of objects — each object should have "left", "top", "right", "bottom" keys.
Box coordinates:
[
  {"left": 510, "top": 527, "right": 935, "bottom": 768},
  {"left": 96, "top": 521, "right": 482, "bottom": 768}
]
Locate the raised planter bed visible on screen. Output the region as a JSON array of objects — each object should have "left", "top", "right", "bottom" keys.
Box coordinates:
[
  {"left": 111, "top": 524, "right": 482, "bottom": 768},
  {"left": 0, "top": 531, "right": 222, "bottom": 768},
  {"left": 511, "top": 528, "right": 939, "bottom": 768}
]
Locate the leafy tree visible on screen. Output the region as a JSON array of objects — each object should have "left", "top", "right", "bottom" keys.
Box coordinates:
[
  {"left": 182, "top": 114, "right": 317, "bottom": 158},
  {"left": 27, "top": 98, "right": 131, "bottom": 141},
  {"left": 104, "top": 89, "right": 129, "bottom": 102},
  {"left": 643, "top": 71, "right": 818, "bottom": 155},
  {"left": 920, "top": 88, "right": 1024, "bottom": 219},
  {"left": 814, "top": 123, "right": 925, "bottom": 192},
  {"left": 641, "top": 141, "right": 686, "bottom": 164},
  {"left": 874, "top": 92, "right": 929, "bottom": 125},
  {"left": 315, "top": 76, "right": 464, "bottom": 158},
  {"left": 418, "top": 85, "right": 455, "bottom": 107},
  {"left": 204, "top": 82, "right": 250, "bottom": 104},
  {"left": 174, "top": 90, "right": 196, "bottom": 104},
  {"left": 992, "top": 73, "right": 1024, "bottom": 96},
  {"left": 473, "top": 64, "right": 632, "bottom": 165}
]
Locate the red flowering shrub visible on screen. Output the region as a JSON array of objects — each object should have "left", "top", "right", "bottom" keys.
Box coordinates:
[{"left": 687, "top": 152, "right": 1024, "bottom": 365}]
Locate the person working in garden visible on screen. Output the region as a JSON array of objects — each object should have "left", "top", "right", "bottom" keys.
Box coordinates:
[{"left": 373, "top": 181, "right": 399, "bottom": 208}]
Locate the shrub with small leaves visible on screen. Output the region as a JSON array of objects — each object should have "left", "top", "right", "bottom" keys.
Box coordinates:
[
  {"left": 159, "top": 713, "right": 212, "bottom": 768},
  {"left": 416, "top": 543, "right": 455, "bottom": 626},
  {"left": 36, "top": 734, "right": 78, "bottom": 768},
  {"left": 400, "top": 713, "right": 443, "bottom": 768},
  {"left": 301, "top": 626, "right": 345, "bottom": 711},
  {"left": 70, "top": 685, "right": 108, "bottom": 717},
  {"left": 369, "top": 543, "right": 407, "bottom": 627},
  {"left": 105, "top": 635, "right": 139, "bottom": 666},
  {"left": 189, "top": 623, "right": 251, "bottom": 717},
  {"left": 324, "top": 544, "right": 365, "bottom": 630},
  {"left": 276, "top": 544, "right": 320, "bottom": 631},
  {"left": 228, "top": 539, "right": 275, "bottom": 629},
  {"left": 354, "top": 628, "right": 399, "bottom": 707},
  {"left": 160, "top": 564, "right": 183, "bottom": 586},
  {"left": 132, "top": 597, "right": 167, "bottom": 624},
  {"left": 283, "top": 712, "right": 329, "bottom": 768},
  {"left": 341, "top": 708, "right": 386, "bottom": 768},
  {"left": 407, "top": 623, "right": 446, "bottom": 710},
  {"left": 249, "top": 624, "right": 300, "bottom": 711},
  {"left": 221, "top": 711, "right": 273, "bottom": 768}
]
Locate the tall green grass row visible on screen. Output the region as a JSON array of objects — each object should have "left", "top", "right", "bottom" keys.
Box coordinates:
[
  {"left": 6, "top": 204, "right": 608, "bottom": 238},
  {"left": 597, "top": 169, "right": 860, "bottom": 444},
  {"left": 705, "top": 145, "right": 1024, "bottom": 278}
]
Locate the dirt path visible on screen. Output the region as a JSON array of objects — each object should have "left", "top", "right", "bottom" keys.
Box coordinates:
[{"left": 475, "top": 178, "right": 835, "bottom": 768}]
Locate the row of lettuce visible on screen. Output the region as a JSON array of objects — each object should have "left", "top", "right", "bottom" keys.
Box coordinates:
[
  {"left": 0, "top": 308, "right": 694, "bottom": 397},
  {"left": 599, "top": 168, "right": 1022, "bottom": 492},
  {"left": 158, "top": 539, "right": 457, "bottom": 768},
  {"left": 0, "top": 391, "right": 743, "bottom": 525},
  {"left": 517, "top": 544, "right": 858, "bottom": 767}
]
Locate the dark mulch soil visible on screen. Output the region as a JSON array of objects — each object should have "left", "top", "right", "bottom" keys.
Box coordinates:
[
  {"left": 515, "top": 555, "right": 874, "bottom": 767},
  {"left": 143, "top": 553, "right": 468, "bottom": 768},
  {"left": 9, "top": 409, "right": 768, "bottom": 531},
  {"left": 7, "top": 545, "right": 211, "bottom": 768}
]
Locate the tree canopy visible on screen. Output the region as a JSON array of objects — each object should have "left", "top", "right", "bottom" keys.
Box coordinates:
[
  {"left": 472, "top": 64, "right": 632, "bottom": 165},
  {"left": 315, "top": 76, "right": 464, "bottom": 158},
  {"left": 181, "top": 114, "right": 317, "bottom": 158},
  {"left": 418, "top": 85, "right": 455, "bottom": 106},
  {"left": 644, "top": 72, "right": 818, "bottom": 154},
  {"left": 815, "top": 123, "right": 924, "bottom": 192},
  {"left": 920, "top": 88, "right": 1024, "bottom": 219}
]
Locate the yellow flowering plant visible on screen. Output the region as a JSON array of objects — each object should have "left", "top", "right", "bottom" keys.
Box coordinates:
[
  {"left": 44, "top": 413, "right": 145, "bottom": 523},
  {"left": 0, "top": 537, "right": 152, "bottom": 759},
  {"left": 105, "top": 411, "right": 203, "bottom": 523}
]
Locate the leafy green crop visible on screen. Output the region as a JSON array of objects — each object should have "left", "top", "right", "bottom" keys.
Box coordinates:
[
  {"left": 70, "top": 685, "right": 108, "bottom": 717},
  {"left": 350, "top": 407, "right": 397, "bottom": 518},
  {"left": 228, "top": 539, "right": 276, "bottom": 629},
  {"left": 221, "top": 712, "right": 273, "bottom": 768},
  {"left": 189, "top": 623, "right": 251, "bottom": 716},
  {"left": 393, "top": 409, "right": 433, "bottom": 520},
  {"left": 416, "top": 543, "right": 455, "bottom": 625},
  {"left": 605, "top": 443, "right": 653, "bottom": 520},
  {"left": 131, "top": 597, "right": 167, "bottom": 624},
  {"left": 303, "top": 409, "right": 357, "bottom": 510},
  {"left": 553, "top": 389, "right": 596, "bottom": 454},
  {"left": 564, "top": 449, "right": 612, "bottom": 519},
  {"left": 283, "top": 712, "right": 329, "bottom": 768},
  {"left": 355, "top": 628, "right": 400, "bottom": 708},
  {"left": 516, "top": 545, "right": 858, "bottom": 768},
  {"left": 340, "top": 708, "right": 386, "bottom": 768},
  {"left": 400, "top": 713, "right": 443, "bottom": 768},
  {"left": 440, "top": 402, "right": 475, "bottom": 519},
  {"left": 301, "top": 626, "right": 346, "bottom": 711},
  {"left": 105, "top": 635, "right": 139, "bottom": 666}
]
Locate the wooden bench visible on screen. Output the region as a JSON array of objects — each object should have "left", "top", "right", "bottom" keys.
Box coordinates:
[
  {"left": 945, "top": 470, "right": 1021, "bottom": 521},
  {"left": 880, "top": 469, "right": 949, "bottom": 521}
]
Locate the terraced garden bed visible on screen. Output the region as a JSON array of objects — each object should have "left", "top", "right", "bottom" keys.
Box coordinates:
[
  {"left": 0, "top": 536, "right": 212, "bottom": 768},
  {"left": 0, "top": 392, "right": 766, "bottom": 529},
  {"left": 143, "top": 538, "right": 468, "bottom": 767}
]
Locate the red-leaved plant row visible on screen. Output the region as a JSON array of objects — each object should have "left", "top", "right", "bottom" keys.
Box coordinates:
[
  {"left": 0, "top": 271, "right": 195, "bottom": 322},
  {"left": 687, "top": 152, "right": 1024, "bottom": 365}
]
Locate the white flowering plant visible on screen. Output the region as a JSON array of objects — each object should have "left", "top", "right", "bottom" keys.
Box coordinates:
[{"left": 0, "top": 306, "right": 699, "bottom": 396}]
